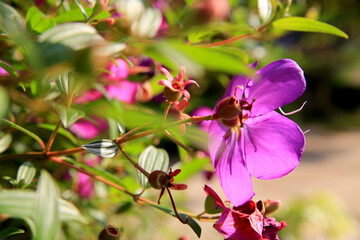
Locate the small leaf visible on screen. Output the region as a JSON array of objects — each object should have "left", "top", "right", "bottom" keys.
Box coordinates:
[
  {"left": 58, "top": 199, "right": 87, "bottom": 223},
  {"left": 2, "top": 176, "right": 16, "bottom": 186},
  {"left": 16, "top": 162, "right": 36, "bottom": 188},
  {"left": 204, "top": 195, "right": 224, "bottom": 214},
  {"left": 55, "top": 71, "right": 82, "bottom": 96},
  {"left": 0, "top": 132, "right": 12, "bottom": 154},
  {"left": 34, "top": 170, "right": 60, "bottom": 240},
  {"left": 81, "top": 139, "right": 119, "bottom": 158},
  {"left": 272, "top": 17, "right": 349, "bottom": 39},
  {"left": 1, "top": 119, "right": 44, "bottom": 149},
  {"left": 0, "top": 228, "right": 25, "bottom": 239},
  {"left": 137, "top": 146, "right": 169, "bottom": 188},
  {"left": 118, "top": 122, "right": 126, "bottom": 136},
  {"left": 146, "top": 203, "right": 201, "bottom": 238},
  {"left": 0, "top": 60, "right": 19, "bottom": 77},
  {"left": 52, "top": 104, "right": 85, "bottom": 128},
  {"left": 26, "top": 6, "right": 55, "bottom": 34}
]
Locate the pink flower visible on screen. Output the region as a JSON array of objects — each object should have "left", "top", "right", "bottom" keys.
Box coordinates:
[
  {"left": 104, "top": 59, "right": 130, "bottom": 81},
  {"left": 204, "top": 185, "right": 286, "bottom": 240},
  {"left": 158, "top": 67, "right": 199, "bottom": 101},
  {"left": 69, "top": 117, "right": 108, "bottom": 140},
  {"left": 209, "top": 59, "right": 306, "bottom": 206},
  {"left": 76, "top": 155, "right": 101, "bottom": 199}
]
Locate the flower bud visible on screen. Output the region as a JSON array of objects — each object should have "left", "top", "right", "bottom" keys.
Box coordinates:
[
  {"left": 98, "top": 225, "right": 121, "bottom": 240},
  {"left": 164, "top": 87, "right": 182, "bottom": 102},
  {"left": 214, "top": 96, "right": 241, "bottom": 120},
  {"left": 148, "top": 170, "right": 169, "bottom": 189},
  {"left": 264, "top": 199, "right": 281, "bottom": 216}
]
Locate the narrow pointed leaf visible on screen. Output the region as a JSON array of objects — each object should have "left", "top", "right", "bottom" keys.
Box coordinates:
[
  {"left": 81, "top": 139, "right": 118, "bottom": 158},
  {"left": 1, "top": 119, "right": 44, "bottom": 149},
  {"left": 272, "top": 17, "right": 348, "bottom": 39},
  {"left": 74, "top": 0, "right": 88, "bottom": 20},
  {"left": 137, "top": 146, "right": 169, "bottom": 188},
  {"left": 62, "top": 157, "right": 125, "bottom": 188},
  {"left": 34, "top": 170, "right": 60, "bottom": 240},
  {"left": 0, "top": 228, "right": 25, "bottom": 239},
  {"left": 146, "top": 203, "right": 201, "bottom": 238},
  {"left": 0, "top": 86, "right": 9, "bottom": 119},
  {"left": 0, "top": 60, "right": 19, "bottom": 77},
  {"left": 16, "top": 162, "right": 36, "bottom": 187}
]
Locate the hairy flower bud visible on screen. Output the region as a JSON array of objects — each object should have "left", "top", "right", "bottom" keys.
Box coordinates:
[
  {"left": 214, "top": 96, "right": 241, "bottom": 120},
  {"left": 164, "top": 87, "right": 183, "bottom": 102},
  {"left": 98, "top": 225, "right": 120, "bottom": 240},
  {"left": 148, "top": 170, "right": 170, "bottom": 189}
]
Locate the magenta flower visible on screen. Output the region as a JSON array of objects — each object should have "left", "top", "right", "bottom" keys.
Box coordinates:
[
  {"left": 204, "top": 185, "right": 264, "bottom": 240},
  {"left": 69, "top": 117, "right": 108, "bottom": 140},
  {"left": 209, "top": 59, "right": 306, "bottom": 206},
  {"left": 158, "top": 67, "right": 199, "bottom": 101},
  {"left": 76, "top": 155, "right": 102, "bottom": 199}
]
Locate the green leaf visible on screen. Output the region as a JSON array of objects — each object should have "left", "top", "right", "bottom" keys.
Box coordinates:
[
  {"left": 74, "top": 0, "right": 88, "bottom": 20},
  {"left": 0, "top": 189, "right": 86, "bottom": 223},
  {"left": 1, "top": 119, "right": 44, "bottom": 149},
  {"left": 81, "top": 139, "right": 119, "bottom": 158},
  {"left": 16, "top": 162, "right": 36, "bottom": 188},
  {"left": 0, "top": 227, "right": 25, "bottom": 239},
  {"left": 34, "top": 170, "right": 60, "bottom": 240},
  {"left": 0, "top": 60, "right": 19, "bottom": 77},
  {"left": 54, "top": 8, "right": 110, "bottom": 24},
  {"left": 0, "top": 132, "right": 12, "bottom": 154},
  {"left": 55, "top": 71, "right": 82, "bottom": 96},
  {"left": 172, "top": 158, "right": 209, "bottom": 182},
  {"left": 26, "top": 6, "right": 55, "bottom": 34},
  {"left": 146, "top": 203, "right": 201, "bottom": 238},
  {"left": 272, "top": 17, "right": 349, "bottom": 39},
  {"left": 52, "top": 104, "right": 85, "bottom": 128},
  {"left": 62, "top": 157, "right": 125, "bottom": 189},
  {"left": 0, "top": 86, "right": 9, "bottom": 119},
  {"left": 137, "top": 146, "right": 169, "bottom": 188},
  {"left": 0, "top": 2, "right": 26, "bottom": 39},
  {"left": 36, "top": 123, "right": 77, "bottom": 145},
  {"left": 204, "top": 195, "right": 223, "bottom": 214}
]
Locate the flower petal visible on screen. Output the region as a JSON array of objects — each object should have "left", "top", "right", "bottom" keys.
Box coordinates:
[
  {"left": 158, "top": 67, "right": 173, "bottom": 81},
  {"left": 204, "top": 185, "right": 225, "bottom": 208},
  {"left": 222, "top": 75, "right": 249, "bottom": 99},
  {"left": 208, "top": 121, "right": 254, "bottom": 206},
  {"left": 244, "top": 111, "right": 305, "bottom": 180},
  {"left": 105, "top": 81, "right": 140, "bottom": 104},
  {"left": 214, "top": 208, "right": 263, "bottom": 240},
  {"left": 249, "top": 59, "right": 306, "bottom": 116}
]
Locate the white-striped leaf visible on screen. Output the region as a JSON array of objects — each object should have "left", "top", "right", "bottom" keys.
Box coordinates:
[
  {"left": 137, "top": 146, "right": 169, "bottom": 188},
  {"left": 34, "top": 170, "right": 60, "bottom": 240},
  {"left": 0, "top": 132, "right": 12, "bottom": 154},
  {"left": 56, "top": 71, "right": 82, "bottom": 96},
  {"left": 81, "top": 139, "right": 118, "bottom": 158},
  {"left": 16, "top": 161, "right": 36, "bottom": 188}
]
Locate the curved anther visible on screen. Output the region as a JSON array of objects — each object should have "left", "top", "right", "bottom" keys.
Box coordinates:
[{"left": 279, "top": 101, "right": 307, "bottom": 116}]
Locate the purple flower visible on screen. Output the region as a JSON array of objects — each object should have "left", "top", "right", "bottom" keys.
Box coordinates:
[
  {"left": 208, "top": 59, "right": 306, "bottom": 206},
  {"left": 69, "top": 117, "right": 108, "bottom": 140}
]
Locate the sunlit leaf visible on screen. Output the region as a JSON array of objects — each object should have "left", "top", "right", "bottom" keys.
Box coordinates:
[
  {"left": 26, "top": 6, "right": 55, "bottom": 34},
  {"left": 16, "top": 162, "right": 36, "bottom": 188},
  {"left": 81, "top": 139, "right": 119, "bottom": 158},
  {"left": 172, "top": 158, "right": 209, "bottom": 182},
  {"left": 55, "top": 71, "right": 82, "bottom": 96},
  {"left": 146, "top": 203, "right": 201, "bottom": 238},
  {"left": 52, "top": 104, "right": 85, "bottom": 128},
  {"left": 137, "top": 146, "right": 169, "bottom": 188},
  {"left": 74, "top": 0, "right": 88, "bottom": 20},
  {"left": 272, "top": 17, "right": 349, "bottom": 39},
  {"left": 0, "top": 86, "right": 9, "bottom": 120},
  {"left": 0, "top": 132, "right": 12, "bottom": 154},
  {"left": 1, "top": 119, "right": 44, "bottom": 149},
  {"left": 54, "top": 8, "right": 110, "bottom": 24},
  {"left": 34, "top": 170, "right": 60, "bottom": 240}
]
